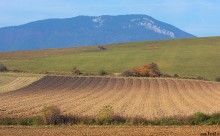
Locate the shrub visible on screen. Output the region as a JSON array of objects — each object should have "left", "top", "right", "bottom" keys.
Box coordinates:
[
  {"left": 98, "top": 70, "right": 108, "bottom": 76},
  {"left": 0, "top": 117, "right": 44, "bottom": 125},
  {"left": 41, "top": 106, "right": 62, "bottom": 125},
  {"left": 95, "top": 105, "right": 114, "bottom": 125},
  {"left": 0, "top": 64, "right": 8, "bottom": 72},
  {"left": 174, "top": 74, "right": 179, "bottom": 78},
  {"left": 72, "top": 67, "right": 81, "bottom": 75},
  {"left": 148, "top": 62, "right": 161, "bottom": 77},
  {"left": 122, "top": 62, "right": 161, "bottom": 77},
  {"left": 191, "top": 112, "right": 210, "bottom": 125},
  {"left": 215, "top": 77, "right": 220, "bottom": 82},
  {"left": 60, "top": 114, "right": 81, "bottom": 125},
  {"left": 121, "top": 70, "right": 133, "bottom": 77},
  {"left": 0, "top": 118, "right": 17, "bottom": 125},
  {"left": 81, "top": 116, "right": 96, "bottom": 125},
  {"left": 112, "top": 114, "right": 126, "bottom": 124},
  {"left": 205, "top": 113, "right": 220, "bottom": 125},
  {"left": 16, "top": 117, "right": 44, "bottom": 125},
  {"left": 122, "top": 70, "right": 134, "bottom": 77}
]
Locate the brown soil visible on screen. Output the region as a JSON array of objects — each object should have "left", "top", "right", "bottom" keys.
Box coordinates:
[
  {"left": 0, "top": 77, "right": 40, "bottom": 93},
  {"left": 0, "top": 125, "right": 219, "bottom": 136},
  {"left": 0, "top": 76, "right": 220, "bottom": 118}
]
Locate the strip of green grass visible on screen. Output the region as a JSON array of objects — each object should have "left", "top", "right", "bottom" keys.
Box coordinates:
[
  {"left": 0, "top": 37, "right": 220, "bottom": 80},
  {"left": 0, "top": 112, "right": 219, "bottom": 126}
]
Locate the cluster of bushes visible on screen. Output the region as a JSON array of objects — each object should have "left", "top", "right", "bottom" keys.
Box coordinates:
[
  {"left": 68, "top": 66, "right": 220, "bottom": 81},
  {"left": 0, "top": 64, "right": 8, "bottom": 72},
  {"left": 71, "top": 66, "right": 109, "bottom": 76},
  {"left": 1, "top": 106, "right": 219, "bottom": 126},
  {"left": 98, "top": 70, "right": 108, "bottom": 76},
  {"left": 120, "top": 62, "right": 212, "bottom": 81},
  {"left": 1, "top": 63, "right": 219, "bottom": 82},
  {"left": 120, "top": 62, "right": 220, "bottom": 81},
  {"left": 122, "top": 62, "right": 161, "bottom": 77}
]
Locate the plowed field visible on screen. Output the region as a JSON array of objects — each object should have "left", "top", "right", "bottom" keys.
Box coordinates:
[
  {"left": 0, "top": 76, "right": 220, "bottom": 119},
  {"left": 0, "top": 76, "right": 40, "bottom": 93}
]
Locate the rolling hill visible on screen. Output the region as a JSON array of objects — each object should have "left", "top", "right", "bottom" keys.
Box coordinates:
[
  {"left": 0, "top": 73, "right": 42, "bottom": 93},
  {"left": 0, "top": 14, "right": 195, "bottom": 51},
  {"left": 0, "top": 37, "right": 220, "bottom": 80},
  {"left": 0, "top": 76, "right": 219, "bottom": 119}
]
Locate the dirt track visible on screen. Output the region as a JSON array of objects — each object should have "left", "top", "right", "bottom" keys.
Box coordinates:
[
  {"left": 0, "top": 125, "right": 220, "bottom": 136},
  {"left": 0, "top": 76, "right": 220, "bottom": 118}
]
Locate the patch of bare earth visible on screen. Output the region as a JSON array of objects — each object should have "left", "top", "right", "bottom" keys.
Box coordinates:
[
  {"left": 0, "top": 77, "right": 41, "bottom": 93},
  {"left": 0, "top": 125, "right": 219, "bottom": 136},
  {"left": 0, "top": 76, "right": 220, "bottom": 119}
]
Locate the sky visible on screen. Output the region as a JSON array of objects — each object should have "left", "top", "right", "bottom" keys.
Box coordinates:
[{"left": 1, "top": 0, "right": 220, "bottom": 37}]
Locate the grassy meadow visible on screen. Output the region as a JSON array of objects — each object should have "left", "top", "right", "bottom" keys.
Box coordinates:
[{"left": 0, "top": 36, "right": 220, "bottom": 80}]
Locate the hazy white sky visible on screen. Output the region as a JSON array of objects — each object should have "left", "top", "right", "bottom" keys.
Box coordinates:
[{"left": 1, "top": 0, "right": 220, "bottom": 37}]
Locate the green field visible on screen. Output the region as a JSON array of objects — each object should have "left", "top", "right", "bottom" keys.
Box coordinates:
[{"left": 0, "top": 37, "right": 220, "bottom": 80}]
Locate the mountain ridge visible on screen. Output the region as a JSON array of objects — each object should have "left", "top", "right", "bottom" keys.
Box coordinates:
[{"left": 0, "top": 14, "right": 195, "bottom": 51}]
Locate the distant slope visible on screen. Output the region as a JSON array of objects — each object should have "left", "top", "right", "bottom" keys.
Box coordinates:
[
  {"left": 0, "top": 14, "right": 195, "bottom": 51},
  {"left": 0, "top": 76, "right": 219, "bottom": 118},
  {"left": 0, "top": 37, "right": 220, "bottom": 80},
  {"left": 0, "top": 74, "right": 42, "bottom": 93}
]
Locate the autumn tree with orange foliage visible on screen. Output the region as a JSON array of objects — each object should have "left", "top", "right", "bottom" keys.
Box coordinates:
[{"left": 122, "top": 63, "right": 161, "bottom": 77}]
